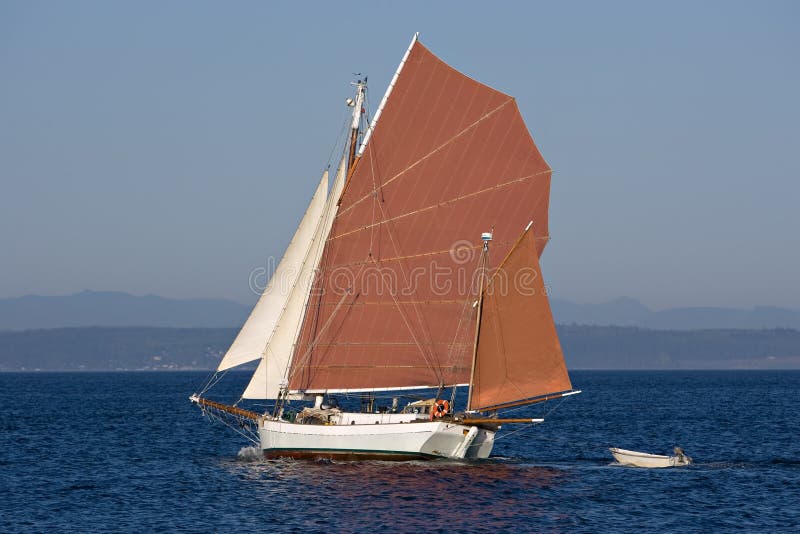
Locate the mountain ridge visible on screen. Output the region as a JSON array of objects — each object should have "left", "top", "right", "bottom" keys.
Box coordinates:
[
  {"left": 550, "top": 297, "right": 800, "bottom": 330},
  {"left": 1, "top": 291, "right": 798, "bottom": 331}
]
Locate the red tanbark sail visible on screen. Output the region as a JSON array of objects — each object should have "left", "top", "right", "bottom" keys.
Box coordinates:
[
  {"left": 289, "top": 40, "right": 554, "bottom": 393},
  {"left": 469, "top": 227, "right": 572, "bottom": 411}
]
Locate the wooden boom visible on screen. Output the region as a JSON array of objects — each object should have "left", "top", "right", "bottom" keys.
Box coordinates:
[
  {"left": 459, "top": 418, "right": 544, "bottom": 425},
  {"left": 474, "top": 390, "right": 582, "bottom": 413},
  {"left": 190, "top": 395, "right": 262, "bottom": 422}
]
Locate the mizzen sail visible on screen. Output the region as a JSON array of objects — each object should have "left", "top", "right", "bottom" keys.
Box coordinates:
[
  {"left": 289, "top": 40, "right": 554, "bottom": 393},
  {"left": 469, "top": 225, "right": 571, "bottom": 411}
]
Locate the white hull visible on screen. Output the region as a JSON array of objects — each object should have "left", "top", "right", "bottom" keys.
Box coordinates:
[
  {"left": 610, "top": 447, "right": 691, "bottom": 468},
  {"left": 260, "top": 413, "right": 495, "bottom": 460}
]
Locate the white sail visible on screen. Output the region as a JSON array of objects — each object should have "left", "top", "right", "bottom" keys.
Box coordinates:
[
  {"left": 216, "top": 171, "right": 329, "bottom": 372},
  {"left": 242, "top": 157, "right": 347, "bottom": 399}
]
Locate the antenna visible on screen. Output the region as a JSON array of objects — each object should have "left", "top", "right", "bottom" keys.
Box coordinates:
[
  {"left": 481, "top": 226, "right": 494, "bottom": 251},
  {"left": 481, "top": 231, "right": 493, "bottom": 251}
]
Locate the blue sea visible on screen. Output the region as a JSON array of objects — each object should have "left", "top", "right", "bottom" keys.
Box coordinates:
[{"left": 1, "top": 371, "right": 798, "bottom": 532}]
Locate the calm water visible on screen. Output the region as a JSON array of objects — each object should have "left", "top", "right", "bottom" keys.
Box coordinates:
[{"left": 1, "top": 371, "right": 798, "bottom": 532}]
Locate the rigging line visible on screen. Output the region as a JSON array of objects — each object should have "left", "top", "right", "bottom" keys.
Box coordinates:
[
  {"left": 202, "top": 408, "right": 259, "bottom": 445},
  {"left": 337, "top": 97, "right": 516, "bottom": 218},
  {"left": 362, "top": 89, "right": 373, "bottom": 145},
  {"left": 366, "top": 254, "right": 442, "bottom": 384},
  {"left": 373, "top": 197, "right": 443, "bottom": 379},
  {"left": 443, "top": 250, "right": 483, "bottom": 376},
  {"left": 499, "top": 393, "right": 570, "bottom": 419},
  {"left": 358, "top": 103, "right": 440, "bottom": 382},
  {"left": 296, "top": 198, "right": 341, "bottom": 384},
  {"left": 286, "top": 264, "right": 366, "bottom": 384},
  {"left": 328, "top": 169, "right": 552, "bottom": 242},
  {"left": 324, "top": 112, "right": 352, "bottom": 171},
  {"left": 367, "top": 95, "right": 378, "bottom": 256},
  {"left": 278, "top": 159, "right": 347, "bottom": 388},
  {"left": 199, "top": 370, "right": 229, "bottom": 396},
  {"left": 313, "top": 239, "right": 543, "bottom": 268},
  {"left": 304, "top": 245, "right": 516, "bottom": 270},
  {"left": 253, "top": 194, "right": 325, "bottom": 384},
  {"left": 292, "top": 88, "right": 365, "bottom": 379},
  {"left": 363, "top": 87, "right": 390, "bottom": 263},
  {"left": 258, "top": 156, "right": 349, "bottom": 396},
  {"left": 483, "top": 422, "right": 541, "bottom": 443},
  {"left": 194, "top": 370, "right": 218, "bottom": 396}
]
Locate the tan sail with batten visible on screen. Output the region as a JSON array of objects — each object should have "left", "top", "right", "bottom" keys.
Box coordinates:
[
  {"left": 191, "top": 34, "right": 580, "bottom": 461},
  {"left": 469, "top": 225, "right": 573, "bottom": 412}
]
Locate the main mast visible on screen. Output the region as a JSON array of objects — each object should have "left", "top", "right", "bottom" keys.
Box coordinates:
[
  {"left": 277, "top": 78, "right": 367, "bottom": 410},
  {"left": 346, "top": 79, "right": 366, "bottom": 171}
]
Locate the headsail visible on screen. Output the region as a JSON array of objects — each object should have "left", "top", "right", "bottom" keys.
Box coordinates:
[
  {"left": 468, "top": 225, "right": 572, "bottom": 411},
  {"left": 216, "top": 171, "right": 329, "bottom": 372},
  {"left": 289, "top": 40, "right": 554, "bottom": 393},
  {"left": 242, "top": 157, "right": 348, "bottom": 398}
]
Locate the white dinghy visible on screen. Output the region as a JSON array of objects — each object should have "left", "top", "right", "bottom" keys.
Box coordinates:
[{"left": 610, "top": 447, "right": 692, "bottom": 468}]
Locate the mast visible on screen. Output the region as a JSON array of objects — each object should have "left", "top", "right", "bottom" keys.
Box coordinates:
[
  {"left": 346, "top": 79, "right": 366, "bottom": 171},
  {"left": 466, "top": 231, "right": 493, "bottom": 411}
]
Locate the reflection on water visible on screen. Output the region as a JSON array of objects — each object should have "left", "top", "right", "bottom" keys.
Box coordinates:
[{"left": 219, "top": 454, "right": 570, "bottom": 530}]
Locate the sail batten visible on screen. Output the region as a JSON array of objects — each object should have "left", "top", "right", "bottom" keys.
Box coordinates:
[
  {"left": 288, "top": 40, "right": 555, "bottom": 393},
  {"left": 329, "top": 169, "right": 552, "bottom": 242}
]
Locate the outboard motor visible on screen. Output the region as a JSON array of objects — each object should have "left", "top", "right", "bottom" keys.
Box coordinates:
[{"left": 673, "top": 446, "right": 692, "bottom": 465}]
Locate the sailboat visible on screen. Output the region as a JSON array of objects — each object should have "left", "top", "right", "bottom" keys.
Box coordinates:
[{"left": 191, "top": 34, "right": 580, "bottom": 460}]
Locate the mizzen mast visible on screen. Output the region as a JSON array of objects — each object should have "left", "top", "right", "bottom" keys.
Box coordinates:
[{"left": 466, "top": 230, "right": 493, "bottom": 412}]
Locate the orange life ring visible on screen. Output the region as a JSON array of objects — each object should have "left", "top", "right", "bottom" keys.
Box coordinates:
[{"left": 430, "top": 399, "right": 450, "bottom": 420}]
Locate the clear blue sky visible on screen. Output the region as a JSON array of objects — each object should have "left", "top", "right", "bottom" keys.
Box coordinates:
[{"left": 1, "top": 1, "right": 798, "bottom": 309}]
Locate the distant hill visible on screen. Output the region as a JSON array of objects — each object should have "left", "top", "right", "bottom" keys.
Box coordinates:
[
  {"left": 0, "top": 326, "right": 798, "bottom": 371},
  {"left": 557, "top": 325, "right": 800, "bottom": 369},
  {"left": 0, "top": 327, "right": 237, "bottom": 371},
  {"left": 0, "top": 291, "right": 798, "bottom": 331},
  {"left": 551, "top": 297, "right": 800, "bottom": 330},
  {"left": 0, "top": 291, "right": 250, "bottom": 330}
]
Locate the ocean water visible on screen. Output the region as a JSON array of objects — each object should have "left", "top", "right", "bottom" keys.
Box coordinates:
[{"left": 1, "top": 371, "right": 798, "bottom": 532}]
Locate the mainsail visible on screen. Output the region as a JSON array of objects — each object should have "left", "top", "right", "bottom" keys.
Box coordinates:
[
  {"left": 242, "top": 157, "right": 347, "bottom": 398},
  {"left": 216, "top": 171, "right": 329, "bottom": 373},
  {"left": 289, "top": 40, "right": 554, "bottom": 393},
  {"left": 468, "top": 224, "right": 572, "bottom": 411}
]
